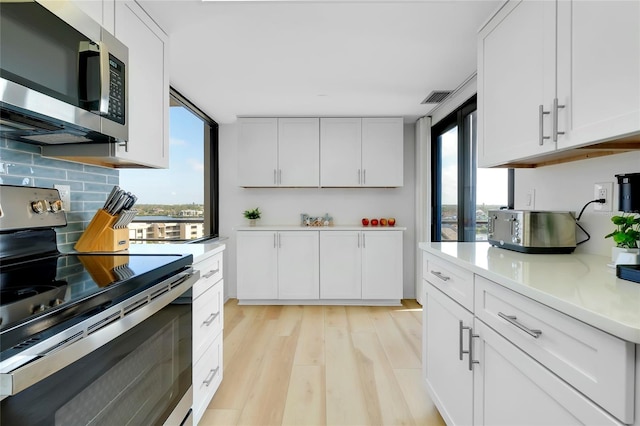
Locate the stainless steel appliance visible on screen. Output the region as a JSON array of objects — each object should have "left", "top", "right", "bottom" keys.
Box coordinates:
[
  {"left": 0, "top": 0, "right": 128, "bottom": 145},
  {"left": 488, "top": 209, "right": 577, "bottom": 254},
  {"left": 0, "top": 185, "right": 197, "bottom": 425}
]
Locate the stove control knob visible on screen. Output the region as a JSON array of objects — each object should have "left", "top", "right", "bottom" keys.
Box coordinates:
[
  {"left": 31, "top": 200, "right": 48, "bottom": 214},
  {"left": 49, "top": 200, "right": 63, "bottom": 213}
]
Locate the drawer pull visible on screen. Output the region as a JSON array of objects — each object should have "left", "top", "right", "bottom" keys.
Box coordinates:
[
  {"left": 202, "top": 312, "right": 220, "bottom": 326},
  {"left": 498, "top": 312, "right": 542, "bottom": 338},
  {"left": 203, "top": 366, "right": 220, "bottom": 386},
  {"left": 468, "top": 330, "right": 480, "bottom": 371},
  {"left": 430, "top": 270, "right": 450, "bottom": 281},
  {"left": 203, "top": 267, "right": 220, "bottom": 279},
  {"left": 459, "top": 321, "right": 470, "bottom": 361}
]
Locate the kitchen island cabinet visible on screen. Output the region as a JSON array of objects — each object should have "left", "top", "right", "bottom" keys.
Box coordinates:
[
  {"left": 237, "top": 226, "right": 404, "bottom": 305},
  {"left": 420, "top": 242, "right": 639, "bottom": 426},
  {"left": 478, "top": 0, "right": 640, "bottom": 168}
]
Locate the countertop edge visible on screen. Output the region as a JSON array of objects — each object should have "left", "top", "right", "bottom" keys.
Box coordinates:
[
  {"left": 235, "top": 225, "right": 407, "bottom": 231},
  {"left": 419, "top": 242, "right": 640, "bottom": 344}
]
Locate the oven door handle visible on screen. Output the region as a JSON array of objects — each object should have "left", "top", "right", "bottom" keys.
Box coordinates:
[{"left": 0, "top": 269, "right": 198, "bottom": 398}]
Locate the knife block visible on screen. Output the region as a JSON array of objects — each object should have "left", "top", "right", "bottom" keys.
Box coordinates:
[{"left": 75, "top": 209, "right": 130, "bottom": 252}]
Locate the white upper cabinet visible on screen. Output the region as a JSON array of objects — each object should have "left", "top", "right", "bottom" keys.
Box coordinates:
[
  {"left": 361, "top": 118, "right": 404, "bottom": 187},
  {"left": 278, "top": 118, "right": 320, "bottom": 186},
  {"left": 237, "top": 118, "right": 319, "bottom": 187},
  {"left": 320, "top": 118, "right": 363, "bottom": 187},
  {"left": 320, "top": 117, "right": 403, "bottom": 187},
  {"left": 555, "top": 0, "right": 640, "bottom": 150},
  {"left": 237, "top": 118, "right": 279, "bottom": 187},
  {"left": 478, "top": 0, "right": 640, "bottom": 167},
  {"left": 478, "top": 0, "right": 556, "bottom": 167},
  {"left": 113, "top": 0, "right": 169, "bottom": 168}
]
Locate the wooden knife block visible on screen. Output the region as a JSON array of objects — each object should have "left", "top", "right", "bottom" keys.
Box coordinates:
[{"left": 75, "top": 209, "right": 130, "bottom": 252}]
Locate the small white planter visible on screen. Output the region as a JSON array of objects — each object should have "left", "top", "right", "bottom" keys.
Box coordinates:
[{"left": 611, "top": 246, "right": 640, "bottom": 265}]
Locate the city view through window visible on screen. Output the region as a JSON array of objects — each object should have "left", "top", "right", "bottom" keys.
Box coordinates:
[{"left": 120, "top": 104, "right": 206, "bottom": 242}]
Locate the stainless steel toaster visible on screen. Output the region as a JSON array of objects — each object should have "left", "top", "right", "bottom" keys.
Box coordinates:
[{"left": 487, "top": 210, "right": 577, "bottom": 254}]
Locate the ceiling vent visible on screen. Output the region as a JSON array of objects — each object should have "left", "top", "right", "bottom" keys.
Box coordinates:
[{"left": 421, "top": 90, "right": 452, "bottom": 104}]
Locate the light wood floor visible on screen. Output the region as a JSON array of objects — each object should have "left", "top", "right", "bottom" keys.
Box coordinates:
[{"left": 199, "top": 300, "right": 445, "bottom": 426}]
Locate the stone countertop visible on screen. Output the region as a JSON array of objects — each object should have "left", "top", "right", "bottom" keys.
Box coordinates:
[
  {"left": 419, "top": 241, "right": 640, "bottom": 344},
  {"left": 114, "top": 240, "right": 225, "bottom": 263}
]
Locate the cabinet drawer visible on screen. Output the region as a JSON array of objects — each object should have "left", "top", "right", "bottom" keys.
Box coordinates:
[
  {"left": 424, "top": 254, "right": 474, "bottom": 312},
  {"left": 193, "top": 252, "right": 223, "bottom": 300},
  {"left": 193, "top": 280, "right": 223, "bottom": 361},
  {"left": 475, "top": 276, "right": 635, "bottom": 423},
  {"left": 193, "top": 333, "right": 223, "bottom": 424}
]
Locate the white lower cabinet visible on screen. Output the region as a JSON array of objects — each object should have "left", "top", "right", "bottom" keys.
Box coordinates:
[
  {"left": 192, "top": 251, "right": 224, "bottom": 425},
  {"left": 319, "top": 230, "right": 403, "bottom": 301},
  {"left": 423, "top": 284, "right": 474, "bottom": 426},
  {"left": 422, "top": 252, "right": 634, "bottom": 426},
  {"left": 238, "top": 229, "right": 403, "bottom": 303},
  {"left": 473, "top": 320, "right": 620, "bottom": 426},
  {"left": 237, "top": 231, "right": 319, "bottom": 300}
]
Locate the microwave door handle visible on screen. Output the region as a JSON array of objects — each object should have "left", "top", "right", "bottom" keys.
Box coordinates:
[{"left": 98, "top": 41, "right": 110, "bottom": 116}]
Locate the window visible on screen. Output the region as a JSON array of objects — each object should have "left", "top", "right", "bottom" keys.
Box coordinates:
[
  {"left": 120, "top": 88, "right": 219, "bottom": 242},
  {"left": 431, "top": 96, "right": 512, "bottom": 242}
]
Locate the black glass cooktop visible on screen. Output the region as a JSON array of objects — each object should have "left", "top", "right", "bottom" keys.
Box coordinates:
[{"left": 0, "top": 252, "right": 192, "bottom": 357}]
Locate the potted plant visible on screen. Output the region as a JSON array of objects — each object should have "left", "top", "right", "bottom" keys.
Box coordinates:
[
  {"left": 243, "top": 207, "right": 261, "bottom": 226},
  {"left": 605, "top": 213, "right": 640, "bottom": 263}
]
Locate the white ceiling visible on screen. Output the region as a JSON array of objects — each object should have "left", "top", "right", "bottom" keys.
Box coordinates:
[{"left": 139, "top": 0, "right": 503, "bottom": 124}]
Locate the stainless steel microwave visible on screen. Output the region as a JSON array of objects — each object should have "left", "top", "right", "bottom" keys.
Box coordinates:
[{"left": 0, "top": 0, "right": 128, "bottom": 145}]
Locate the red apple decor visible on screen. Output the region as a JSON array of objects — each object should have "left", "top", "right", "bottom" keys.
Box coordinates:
[
  {"left": 388, "top": 217, "right": 396, "bottom": 226},
  {"left": 362, "top": 218, "right": 369, "bottom": 226},
  {"left": 379, "top": 218, "right": 387, "bottom": 226},
  {"left": 370, "top": 218, "right": 379, "bottom": 226}
]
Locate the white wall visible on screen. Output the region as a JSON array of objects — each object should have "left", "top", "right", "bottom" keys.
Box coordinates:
[
  {"left": 219, "top": 122, "right": 417, "bottom": 300},
  {"left": 513, "top": 151, "right": 640, "bottom": 257}
]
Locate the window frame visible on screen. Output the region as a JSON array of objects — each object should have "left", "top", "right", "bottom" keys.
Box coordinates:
[
  {"left": 169, "top": 87, "right": 219, "bottom": 240},
  {"left": 431, "top": 95, "right": 514, "bottom": 242}
]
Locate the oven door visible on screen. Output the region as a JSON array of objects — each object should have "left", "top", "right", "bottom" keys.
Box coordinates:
[{"left": 0, "top": 272, "right": 196, "bottom": 426}]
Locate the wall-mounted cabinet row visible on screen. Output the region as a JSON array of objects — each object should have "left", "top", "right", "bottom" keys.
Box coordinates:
[
  {"left": 478, "top": 0, "right": 640, "bottom": 167},
  {"left": 237, "top": 117, "right": 404, "bottom": 188},
  {"left": 236, "top": 230, "right": 403, "bottom": 303}
]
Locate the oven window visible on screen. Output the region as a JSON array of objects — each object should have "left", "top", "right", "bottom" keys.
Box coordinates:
[{"left": 1, "top": 301, "right": 192, "bottom": 426}]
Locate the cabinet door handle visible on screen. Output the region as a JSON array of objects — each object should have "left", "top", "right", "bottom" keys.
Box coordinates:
[
  {"left": 273, "top": 169, "right": 277, "bottom": 185},
  {"left": 203, "top": 366, "right": 220, "bottom": 386},
  {"left": 278, "top": 169, "right": 282, "bottom": 184},
  {"left": 538, "top": 104, "right": 551, "bottom": 146},
  {"left": 498, "top": 312, "right": 542, "bottom": 338},
  {"left": 362, "top": 233, "right": 366, "bottom": 248},
  {"left": 430, "top": 270, "right": 450, "bottom": 281},
  {"left": 459, "top": 321, "right": 470, "bottom": 361},
  {"left": 202, "top": 266, "right": 220, "bottom": 279},
  {"left": 357, "top": 233, "right": 360, "bottom": 248},
  {"left": 278, "top": 233, "right": 281, "bottom": 248},
  {"left": 552, "top": 98, "right": 565, "bottom": 142},
  {"left": 468, "top": 329, "right": 480, "bottom": 371},
  {"left": 202, "top": 312, "right": 220, "bottom": 326},
  {"left": 363, "top": 169, "right": 366, "bottom": 185}
]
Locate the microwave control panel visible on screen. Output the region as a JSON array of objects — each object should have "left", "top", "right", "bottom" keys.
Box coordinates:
[{"left": 107, "top": 54, "right": 126, "bottom": 125}]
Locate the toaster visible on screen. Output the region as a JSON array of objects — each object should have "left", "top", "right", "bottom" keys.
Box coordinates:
[{"left": 487, "top": 210, "right": 577, "bottom": 254}]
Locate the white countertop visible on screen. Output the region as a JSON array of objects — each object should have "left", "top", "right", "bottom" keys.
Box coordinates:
[
  {"left": 235, "top": 225, "right": 406, "bottom": 231},
  {"left": 419, "top": 242, "right": 640, "bottom": 344},
  {"left": 112, "top": 240, "right": 225, "bottom": 263}
]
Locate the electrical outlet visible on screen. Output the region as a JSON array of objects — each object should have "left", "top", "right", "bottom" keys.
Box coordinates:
[
  {"left": 593, "top": 182, "right": 613, "bottom": 212},
  {"left": 54, "top": 185, "right": 71, "bottom": 211},
  {"left": 525, "top": 188, "right": 535, "bottom": 208}
]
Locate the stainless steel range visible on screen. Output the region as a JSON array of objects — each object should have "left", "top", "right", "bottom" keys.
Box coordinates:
[{"left": 0, "top": 185, "right": 198, "bottom": 425}]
